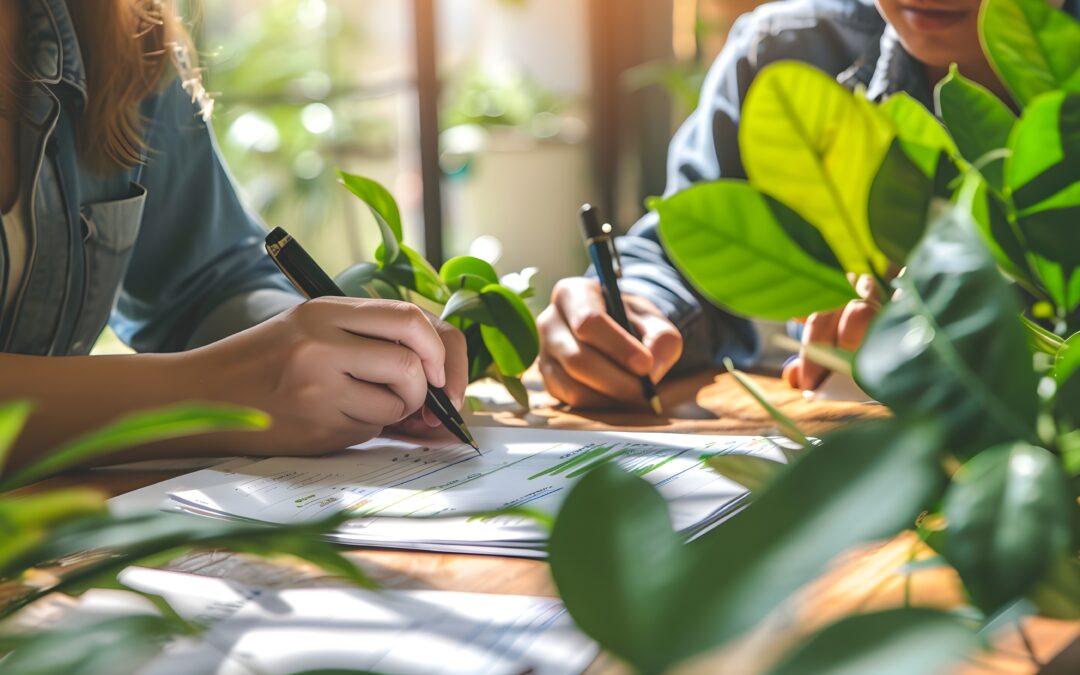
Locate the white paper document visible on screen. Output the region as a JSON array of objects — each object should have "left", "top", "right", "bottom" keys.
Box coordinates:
[
  {"left": 170, "top": 427, "right": 788, "bottom": 557},
  {"left": 59, "top": 567, "right": 597, "bottom": 675}
]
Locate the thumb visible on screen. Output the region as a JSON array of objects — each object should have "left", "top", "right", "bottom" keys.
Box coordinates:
[{"left": 636, "top": 313, "right": 683, "bottom": 383}]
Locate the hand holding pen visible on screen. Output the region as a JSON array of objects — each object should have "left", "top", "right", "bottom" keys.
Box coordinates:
[
  {"left": 536, "top": 205, "right": 682, "bottom": 411},
  {"left": 264, "top": 228, "right": 480, "bottom": 454}
]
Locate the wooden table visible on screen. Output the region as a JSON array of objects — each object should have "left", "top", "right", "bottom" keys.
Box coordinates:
[{"left": 6, "top": 372, "right": 1079, "bottom": 674}]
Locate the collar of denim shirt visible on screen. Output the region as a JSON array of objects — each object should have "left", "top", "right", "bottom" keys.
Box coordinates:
[{"left": 24, "top": 0, "right": 88, "bottom": 104}]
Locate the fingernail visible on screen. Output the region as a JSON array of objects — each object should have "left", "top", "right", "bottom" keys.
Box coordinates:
[{"left": 433, "top": 369, "right": 446, "bottom": 388}]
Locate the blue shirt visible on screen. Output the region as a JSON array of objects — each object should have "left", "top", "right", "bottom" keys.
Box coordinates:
[
  {"left": 0, "top": 0, "right": 301, "bottom": 357},
  {"left": 607, "top": 0, "right": 1077, "bottom": 376}
]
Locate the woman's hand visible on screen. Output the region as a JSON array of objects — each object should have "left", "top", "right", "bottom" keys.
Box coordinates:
[
  {"left": 783, "top": 274, "right": 882, "bottom": 391},
  {"left": 192, "top": 297, "right": 468, "bottom": 455},
  {"left": 538, "top": 277, "right": 683, "bottom": 409}
]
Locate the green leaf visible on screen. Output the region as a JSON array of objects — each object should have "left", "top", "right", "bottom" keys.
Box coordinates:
[
  {"left": 0, "top": 404, "right": 271, "bottom": 492},
  {"left": 0, "top": 511, "right": 368, "bottom": 618},
  {"left": 338, "top": 171, "right": 403, "bottom": 263},
  {"left": 0, "top": 615, "right": 179, "bottom": 675},
  {"left": 0, "top": 400, "right": 34, "bottom": 477},
  {"left": 548, "top": 419, "right": 945, "bottom": 674},
  {"left": 969, "top": 174, "right": 1036, "bottom": 288},
  {"left": 740, "top": 61, "right": 894, "bottom": 275},
  {"left": 440, "top": 256, "right": 499, "bottom": 292},
  {"left": 492, "top": 370, "right": 531, "bottom": 409},
  {"left": 440, "top": 289, "right": 492, "bottom": 323},
  {"left": 980, "top": 0, "right": 1080, "bottom": 107},
  {"left": 944, "top": 442, "right": 1071, "bottom": 612},
  {"left": 707, "top": 453, "right": 785, "bottom": 493},
  {"left": 935, "top": 65, "right": 1016, "bottom": 189},
  {"left": 478, "top": 284, "right": 539, "bottom": 377},
  {"left": 378, "top": 244, "right": 451, "bottom": 304},
  {"left": 868, "top": 140, "right": 934, "bottom": 265},
  {"left": 1007, "top": 91, "right": 1080, "bottom": 211},
  {"left": 1028, "top": 553, "right": 1080, "bottom": 620},
  {"left": 656, "top": 181, "right": 856, "bottom": 321},
  {"left": 724, "top": 358, "right": 811, "bottom": 448},
  {"left": 880, "top": 91, "right": 958, "bottom": 160},
  {"left": 855, "top": 201, "right": 1039, "bottom": 456},
  {"left": 765, "top": 609, "right": 979, "bottom": 675},
  {"left": 335, "top": 262, "right": 380, "bottom": 298},
  {"left": 0, "top": 489, "right": 106, "bottom": 530}
]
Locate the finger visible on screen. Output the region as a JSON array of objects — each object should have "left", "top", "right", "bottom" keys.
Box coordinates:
[
  {"left": 552, "top": 279, "right": 652, "bottom": 376},
  {"left": 837, "top": 300, "right": 877, "bottom": 352},
  {"left": 782, "top": 358, "right": 800, "bottom": 389},
  {"left": 799, "top": 310, "right": 841, "bottom": 390},
  {"left": 327, "top": 333, "right": 429, "bottom": 417},
  {"left": 539, "top": 355, "right": 623, "bottom": 410},
  {"left": 309, "top": 298, "right": 448, "bottom": 388},
  {"left": 543, "top": 314, "right": 649, "bottom": 402},
  {"left": 336, "top": 377, "right": 410, "bottom": 428},
  {"left": 632, "top": 311, "right": 683, "bottom": 382},
  {"left": 431, "top": 316, "right": 469, "bottom": 410}
]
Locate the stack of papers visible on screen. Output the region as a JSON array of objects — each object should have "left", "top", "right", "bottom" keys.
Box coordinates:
[
  {"left": 170, "top": 427, "right": 788, "bottom": 557},
  {"left": 61, "top": 567, "right": 597, "bottom": 675}
]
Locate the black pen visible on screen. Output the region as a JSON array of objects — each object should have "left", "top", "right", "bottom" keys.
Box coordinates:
[
  {"left": 578, "top": 205, "right": 663, "bottom": 415},
  {"left": 264, "top": 227, "right": 481, "bottom": 455}
]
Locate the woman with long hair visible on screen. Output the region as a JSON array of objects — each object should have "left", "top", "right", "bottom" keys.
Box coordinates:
[{"left": 0, "top": 0, "right": 468, "bottom": 470}]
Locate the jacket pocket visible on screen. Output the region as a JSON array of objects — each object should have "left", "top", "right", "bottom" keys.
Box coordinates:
[{"left": 68, "top": 183, "right": 147, "bottom": 354}]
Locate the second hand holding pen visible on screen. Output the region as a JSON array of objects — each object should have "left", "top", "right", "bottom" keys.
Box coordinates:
[
  {"left": 578, "top": 205, "right": 664, "bottom": 415},
  {"left": 265, "top": 227, "right": 481, "bottom": 455}
]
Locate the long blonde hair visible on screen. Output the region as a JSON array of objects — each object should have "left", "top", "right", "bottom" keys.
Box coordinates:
[{"left": 64, "top": 0, "right": 198, "bottom": 169}]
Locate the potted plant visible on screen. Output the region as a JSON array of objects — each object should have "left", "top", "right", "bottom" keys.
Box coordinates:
[{"left": 541, "top": 0, "right": 1080, "bottom": 672}]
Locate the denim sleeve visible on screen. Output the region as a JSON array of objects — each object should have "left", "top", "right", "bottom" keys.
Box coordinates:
[
  {"left": 597, "top": 14, "right": 763, "bottom": 376},
  {"left": 112, "top": 79, "right": 302, "bottom": 353}
]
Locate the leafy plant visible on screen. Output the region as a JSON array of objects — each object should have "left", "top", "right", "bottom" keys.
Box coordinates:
[
  {"left": 544, "top": 0, "right": 1080, "bottom": 671},
  {"left": 336, "top": 172, "right": 540, "bottom": 407},
  {"left": 0, "top": 402, "right": 374, "bottom": 673}
]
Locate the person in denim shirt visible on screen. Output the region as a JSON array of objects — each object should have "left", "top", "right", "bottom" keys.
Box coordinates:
[
  {"left": 0, "top": 0, "right": 468, "bottom": 470},
  {"left": 537, "top": 0, "right": 1077, "bottom": 409}
]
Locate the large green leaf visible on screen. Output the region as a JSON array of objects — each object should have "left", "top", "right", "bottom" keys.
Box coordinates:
[
  {"left": 868, "top": 140, "right": 934, "bottom": 265},
  {"left": 548, "top": 419, "right": 944, "bottom": 674},
  {"left": 0, "top": 400, "right": 34, "bottom": 477},
  {"left": 0, "top": 615, "right": 180, "bottom": 675},
  {"left": 935, "top": 66, "right": 1016, "bottom": 189},
  {"left": 944, "top": 442, "right": 1071, "bottom": 612},
  {"left": 440, "top": 256, "right": 499, "bottom": 293},
  {"left": 880, "top": 91, "right": 957, "bottom": 165},
  {"left": 980, "top": 0, "right": 1080, "bottom": 107},
  {"left": 338, "top": 171, "right": 403, "bottom": 263},
  {"left": 656, "top": 181, "right": 855, "bottom": 321},
  {"left": 740, "top": 61, "right": 894, "bottom": 275},
  {"left": 969, "top": 175, "right": 1036, "bottom": 288},
  {"left": 0, "top": 404, "right": 270, "bottom": 492},
  {"left": 855, "top": 201, "right": 1039, "bottom": 455},
  {"left": 377, "top": 243, "right": 451, "bottom": 304},
  {"left": 766, "top": 609, "right": 979, "bottom": 675},
  {"left": 478, "top": 284, "right": 539, "bottom": 377},
  {"left": 1007, "top": 91, "right": 1080, "bottom": 211}
]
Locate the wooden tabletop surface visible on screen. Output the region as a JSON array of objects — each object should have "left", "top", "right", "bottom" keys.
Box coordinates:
[{"left": 5, "top": 371, "right": 1079, "bottom": 674}]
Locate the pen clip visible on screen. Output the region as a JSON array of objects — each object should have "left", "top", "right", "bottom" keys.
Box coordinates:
[{"left": 603, "top": 223, "right": 623, "bottom": 279}]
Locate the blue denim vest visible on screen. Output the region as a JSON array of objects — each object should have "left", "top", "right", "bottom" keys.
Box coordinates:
[{"left": 0, "top": 0, "right": 300, "bottom": 357}]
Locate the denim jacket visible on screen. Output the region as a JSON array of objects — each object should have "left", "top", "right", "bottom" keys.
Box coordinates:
[
  {"left": 608, "top": 0, "right": 1078, "bottom": 376},
  {"left": 0, "top": 0, "right": 301, "bottom": 357}
]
